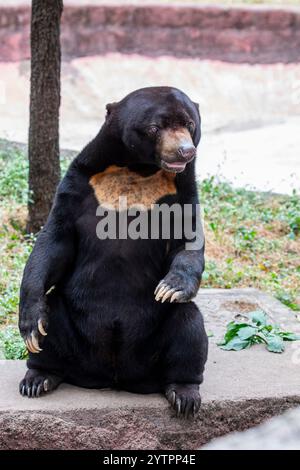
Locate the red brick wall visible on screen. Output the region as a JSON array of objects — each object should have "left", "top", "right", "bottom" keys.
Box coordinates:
[{"left": 0, "top": 4, "right": 299, "bottom": 63}]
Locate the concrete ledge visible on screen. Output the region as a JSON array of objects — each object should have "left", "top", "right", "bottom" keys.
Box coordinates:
[
  {"left": 1, "top": 4, "right": 300, "bottom": 63},
  {"left": 1, "top": 289, "right": 300, "bottom": 449}
]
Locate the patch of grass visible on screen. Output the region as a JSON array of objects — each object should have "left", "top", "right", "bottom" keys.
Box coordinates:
[
  {"left": 0, "top": 141, "right": 75, "bottom": 359},
  {"left": 0, "top": 143, "right": 37, "bottom": 359},
  {"left": 0, "top": 146, "right": 29, "bottom": 204},
  {"left": 0, "top": 204, "right": 34, "bottom": 359},
  {"left": 0, "top": 145, "right": 299, "bottom": 358},
  {"left": 200, "top": 176, "right": 300, "bottom": 311},
  {"left": 0, "top": 326, "right": 27, "bottom": 360}
]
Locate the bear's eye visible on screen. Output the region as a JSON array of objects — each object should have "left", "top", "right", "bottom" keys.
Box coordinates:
[
  {"left": 187, "top": 121, "right": 195, "bottom": 134},
  {"left": 147, "top": 125, "right": 160, "bottom": 137}
]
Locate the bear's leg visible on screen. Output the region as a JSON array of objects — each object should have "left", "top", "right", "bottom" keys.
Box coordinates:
[
  {"left": 161, "top": 302, "right": 208, "bottom": 418},
  {"left": 19, "top": 368, "right": 63, "bottom": 398}
]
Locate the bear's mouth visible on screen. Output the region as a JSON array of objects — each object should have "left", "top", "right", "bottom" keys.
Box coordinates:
[{"left": 160, "top": 160, "right": 187, "bottom": 173}]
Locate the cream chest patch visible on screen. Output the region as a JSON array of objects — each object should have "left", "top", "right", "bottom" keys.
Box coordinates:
[{"left": 89, "top": 165, "right": 177, "bottom": 210}]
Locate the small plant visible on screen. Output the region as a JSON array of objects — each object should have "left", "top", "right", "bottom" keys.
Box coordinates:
[
  {"left": 218, "top": 310, "right": 300, "bottom": 353},
  {"left": 279, "top": 191, "right": 300, "bottom": 239},
  {"left": 0, "top": 147, "right": 29, "bottom": 204},
  {"left": 0, "top": 326, "right": 27, "bottom": 360}
]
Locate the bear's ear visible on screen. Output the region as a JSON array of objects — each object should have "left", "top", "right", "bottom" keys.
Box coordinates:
[
  {"left": 192, "top": 102, "right": 201, "bottom": 146},
  {"left": 105, "top": 102, "right": 118, "bottom": 119}
]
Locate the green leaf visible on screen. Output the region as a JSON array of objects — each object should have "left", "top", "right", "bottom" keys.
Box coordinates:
[
  {"left": 260, "top": 325, "right": 273, "bottom": 333},
  {"left": 278, "top": 332, "right": 300, "bottom": 341},
  {"left": 266, "top": 334, "right": 285, "bottom": 353},
  {"left": 249, "top": 310, "right": 267, "bottom": 326},
  {"left": 250, "top": 334, "right": 266, "bottom": 345},
  {"left": 220, "top": 337, "right": 250, "bottom": 351},
  {"left": 237, "top": 326, "right": 257, "bottom": 340},
  {"left": 222, "top": 322, "right": 250, "bottom": 345},
  {"left": 218, "top": 309, "right": 300, "bottom": 354}
]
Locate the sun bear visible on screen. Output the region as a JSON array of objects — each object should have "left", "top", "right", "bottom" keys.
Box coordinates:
[{"left": 18, "top": 87, "right": 208, "bottom": 418}]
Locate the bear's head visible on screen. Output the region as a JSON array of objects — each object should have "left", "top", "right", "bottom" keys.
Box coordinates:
[{"left": 105, "top": 87, "right": 201, "bottom": 173}]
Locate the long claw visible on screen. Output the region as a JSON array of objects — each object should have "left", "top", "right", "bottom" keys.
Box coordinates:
[
  {"left": 43, "top": 379, "right": 49, "bottom": 392},
  {"left": 166, "top": 390, "right": 176, "bottom": 406},
  {"left": 175, "top": 398, "right": 181, "bottom": 417},
  {"left": 21, "top": 385, "right": 26, "bottom": 396},
  {"left": 170, "top": 291, "right": 183, "bottom": 303},
  {"left": 162, "top": 288, "right": 177, "bottom": 303},
  {"left": 193, "top": 401, "right": 201, "bottom": 417},
  {"left": 38, "top": 319, "right": 47, "bottom": 336},
  {"left": 155, "top": 284, "right": 168, "bottom": 301},
  {"left": 158, "top": 284, "right": 168, "bottom": 297},
  {"left": 185, "top": 401, "right": 193, "bottom": 419},
  {"left": 154, "top": 280, "right": 164, "bottom": 296},
  {"left": 28, "top": 334, "right": 39, "bottom": 353},
  {"left": 31, "top": 332, "right": 42, "bottom": 352},
  {"left": 26, "top": 338, "right": 35, "bottom": 354},
  {"left": 36, "top": 383, "right": 43, "bottom": 397}
]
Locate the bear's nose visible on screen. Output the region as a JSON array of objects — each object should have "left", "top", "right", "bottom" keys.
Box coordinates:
[{"left": 178, "top": 144, "right": 196, "bottom": 161}]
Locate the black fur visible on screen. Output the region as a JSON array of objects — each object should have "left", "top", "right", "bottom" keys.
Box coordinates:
[{"left": 19, "top": 87, "right": 208, "bottom": 417}]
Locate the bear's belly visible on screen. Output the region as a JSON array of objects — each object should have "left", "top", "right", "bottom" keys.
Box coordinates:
[
  {"left": 45, "top": 288, "right": 161, "bottom": 389},
  {"left": 63, "top": 237, "right": 167, "bottom": 304}
]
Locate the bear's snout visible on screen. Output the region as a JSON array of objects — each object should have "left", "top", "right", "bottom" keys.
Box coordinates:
[
  {"left": 177, "top": 143, "right": 196, "bottom": 162},
  {"left": 157, "top": 127, "right": 196, "bottom": 173}
]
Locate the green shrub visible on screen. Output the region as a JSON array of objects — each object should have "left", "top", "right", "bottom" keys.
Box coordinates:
[{"left": 0, "top": 326, "right": 27, "bottom": 360}]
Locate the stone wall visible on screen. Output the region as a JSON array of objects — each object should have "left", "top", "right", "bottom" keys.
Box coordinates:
[{"left": 0, "top": 4, "right": 300, "bottom": 63}]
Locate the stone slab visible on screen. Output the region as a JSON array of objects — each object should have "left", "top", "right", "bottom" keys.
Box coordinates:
[{"left": 1, "top": 288, "right": 300, "bottom": 449}]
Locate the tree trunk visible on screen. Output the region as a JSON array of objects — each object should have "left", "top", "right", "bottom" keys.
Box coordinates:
[{"left": 27, "top": 0, "right": 63, "bottom": 233}]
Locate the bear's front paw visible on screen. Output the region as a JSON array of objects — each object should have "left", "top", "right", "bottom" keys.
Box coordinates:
[
  {"left": 19, "top": 299, "right": 49, "bottom": 354},
  {"left": 154, "top": 272, "right": 199, "bottom": 303}
]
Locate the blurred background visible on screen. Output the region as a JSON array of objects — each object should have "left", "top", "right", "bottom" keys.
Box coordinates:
[
  {"left": 1, "top": 0, "right": 300, "bottom": 193},
  {"left": 0, "top": 0, "right": 299, "bottom": 358}
]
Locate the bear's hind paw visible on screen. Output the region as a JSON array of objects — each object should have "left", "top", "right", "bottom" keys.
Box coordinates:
[{"left": 19, "top": 369, "right": 62, "bottom": 398}]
